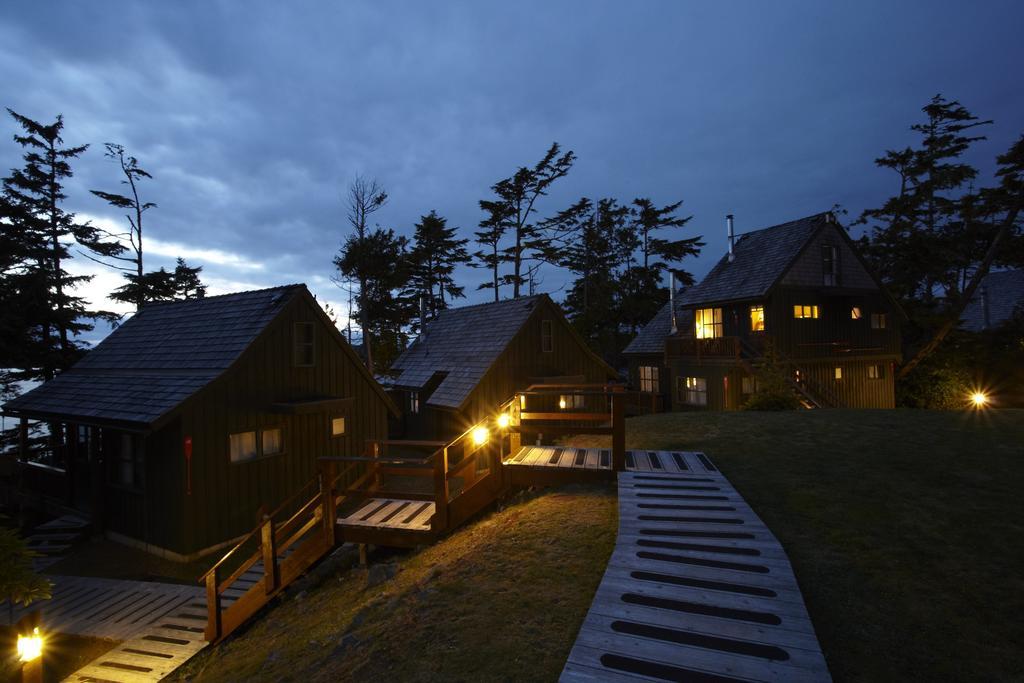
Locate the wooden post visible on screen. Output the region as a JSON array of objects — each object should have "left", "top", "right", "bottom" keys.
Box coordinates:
[
  {"left": 509, "top": 397, "right": 521, "bottom": 457},
  {"left": 205, "top": 566, "right": 221, "bottom": 642},
  {"left": 261, "top": 518, "right": 278, "bottom": 594},
  {"left": 372, "top": 441, "right": 382, "bottom": 490},
  {"left": 611, "top": 387, "right": 625, "bottom": 472},
  {"left": 431, "top": 446, "right": 449, "bottom": 533},
  {"left": 18, "top": 417, "right": 27, "bottom": 462},
  {"left": 320, "top": 460, "right": 337, "bottom": 546}
]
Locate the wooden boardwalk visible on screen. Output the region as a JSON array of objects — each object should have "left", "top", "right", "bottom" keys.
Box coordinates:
[
  {"left": 339, "top": 498, "right": 436, "bottom": 532},
  {"left": 506, "top": 446, "right": 718, "bottom": 474},
  {"left": 562, "top": 457, "right": 831, "bottom": 682}
]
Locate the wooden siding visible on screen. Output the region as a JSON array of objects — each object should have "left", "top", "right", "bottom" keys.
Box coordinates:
[
  {"left": 780, "top": 222, "right": 876, "bottom": 289},
  {"left": 765, "top": 289, "right": 901, "bottom": 360},
  {"left": 176, "top": 293, "right": 389, "bottom": 555}
]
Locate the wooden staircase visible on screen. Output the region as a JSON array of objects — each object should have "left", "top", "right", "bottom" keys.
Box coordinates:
[{"left": 738, "top": 339, "right": 843, "bottom": 409}]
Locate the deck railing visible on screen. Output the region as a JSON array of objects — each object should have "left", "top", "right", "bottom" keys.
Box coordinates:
[{"left": 665, "top": 336, "right": 740, "bottom": 360}]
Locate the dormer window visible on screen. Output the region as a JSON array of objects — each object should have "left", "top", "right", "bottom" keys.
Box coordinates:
[{"left": 822, "top": 245, "right": 839, "bottom": 286}]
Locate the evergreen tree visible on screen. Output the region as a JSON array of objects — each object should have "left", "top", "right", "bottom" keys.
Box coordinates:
[
  {"left": 2, "top": 110, "right": 121, "bottom": 380},
  {"left": 334, "top": 227, "right": 413, "bottom": 373},
  {"left": 109, "top": 257, "right": 206, "bottom": 306},
  {"left": 475, "top": 143, "right": 575, "bottom": 298},
  {"left": 471, "top": 200, "right": 512, "bottom": 301},
  {"left": 89, "top": 143, "right": 158, "bottom": 309},
  {"left": 406, "top": 210, "right": 470, "bottom": 322}
]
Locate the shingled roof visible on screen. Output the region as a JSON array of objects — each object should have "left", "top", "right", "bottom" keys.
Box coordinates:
[
  {"left": 623, "top": 299, "right": 693, "bottom": 355},
  {"left": 391, "top": 295, "right": 546, "bottom": 410},
  {"left": 3, "top": 285, "right": 304, "bottom": 427},
  {"left": 678, "top": 212, "right": 831, "bottom": 307},
  {"left": 961, "top": 269, "right": 1024, "bottom": 332}
]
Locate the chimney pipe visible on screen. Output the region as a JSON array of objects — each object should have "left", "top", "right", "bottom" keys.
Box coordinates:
[
  {"left": 726, "top": 214, "right": 735, "bottom": 263},
  {"left": 669, "top": 272, "right": 678, "bottom": 335}
]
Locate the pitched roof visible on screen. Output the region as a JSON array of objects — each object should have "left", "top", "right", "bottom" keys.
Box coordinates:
[
  {"left": 678, "top": 212, "right": 831, "bottom": 307},
  {"left": 4, "top": 285, "right": 304, "bottom": 426},
  {"left": 390, "top": 295, "right": 545, "bottom": 410},
  {"left": 623, "top": 298, "right": 694, "bottom": 355},
  {"left": 960, "top": 269, "right": 1024, "bottom": 332}
]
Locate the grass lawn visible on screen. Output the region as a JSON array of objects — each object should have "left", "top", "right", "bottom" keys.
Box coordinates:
[
  {"left": 168, "top": 485, "right": 617, "bottom": 682},
  {"left": 1, "top": 627, "right": 118, "bottom": 682},
  {"left": 570, "top": 408, "right": 1024, "bottom": 682}
]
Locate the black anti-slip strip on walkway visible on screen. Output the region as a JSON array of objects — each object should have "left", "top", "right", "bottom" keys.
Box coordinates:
[
  {"left": 637, "top": 493, "right": 729, "bottom": 501},
  {"left": 600, "top": 653, "right": 745, "bottom": 682},
  {"left": 648, "top": 452, "right": 663, "bottom": 469},
  {"left": 672, "top": 452, "right": 689, "bottom": 470},
  {"left": 631, "top": 570, "right": 777, "bottom": 598},
  {"left": 574, "top": 449, "right": 586, "bottom": 466},
  {"left": 635, "top": 484, "right": 720, "bottom": 491},
  {"left": 696, "top": 453, "right": 718, "bottom": 471},
  {"left": 636, "top": 551, "right": 770, "bottom": 574},
  {"left": 621, "top": 592, "right": 781, "bottom": 626},
  {"left": 639, "top": 529, "right": 755, "bottom": 539},
  {"left": 600, "top": 450, "right": 611, "bottom": 468},
  {"left": 636, "top": 538, "right": 761, "bottom": 557},
  {"left": 549, "top": 448, "right": 564, "bottom": 464},
  {"left": 637, "top": 514, "right": 743, "bottom": 524},
  {"left": 633, "top": 475, "right": 715, "bottom": 483},
  {"left": 626, "top": 451, "right": 636, "bottom": 468},
  {"left": 638, "top": 503, "right": 735, "bottom": 511},
  {"left": 611, "top": 620, "right": 790, "bottom": 661}
]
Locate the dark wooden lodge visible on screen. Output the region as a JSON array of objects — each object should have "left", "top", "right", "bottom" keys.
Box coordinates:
[
  {"left": 624, "top": 212, "right": 903, "bottom": 410},
  {"left": 2, "top": 284, "right": 396, "bottom": 561},
  {"left": 389, "top": 294, "right": 617, "bottom": 439}
]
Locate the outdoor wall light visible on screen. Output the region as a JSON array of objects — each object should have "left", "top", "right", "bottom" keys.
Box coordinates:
[
  {"left": 496, "top": 413, "right": 510, "bottom": 429},
  {"left": 970, "top": 391, "right": 989, "bottom": 408},
  {"left": 472, "top": 426, "right": 489, "bottom": 445},
  {"left": 17, "top": 627, "right": 43, "bottom": 662}
]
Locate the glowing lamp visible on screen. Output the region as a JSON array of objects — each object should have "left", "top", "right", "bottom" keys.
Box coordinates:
[
  {"left": 970, "top": 391, "right": 988, "bottom": 408},
  {"left": 472, "top": 426, "right": 489, "bottom": 446},
  {"left": 18, "top": 627, "right": 43, "bottom": 662},
  {"left": 558, "top": 397, "right": 567, "bottom": 410},
  {"left": 496, "top": 413, "right": 510, "bottom": 429}
]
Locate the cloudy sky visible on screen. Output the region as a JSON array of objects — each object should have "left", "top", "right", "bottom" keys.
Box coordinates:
[{"left": 2, "top": 1, "right": 1023, "bottom": 341}]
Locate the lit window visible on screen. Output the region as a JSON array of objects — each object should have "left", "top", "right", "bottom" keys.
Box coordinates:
[
  {"left": 871, "top": 313, "right": 887, "bottom": 329},
  {"left": 331, "top": 417, "right": 346, "bottom": 436},
  {"left": 694, "top": 308, "right": 723, "bottom": 339},
  {"left": 794, "top": 369, "right": 803, "bottom": 384},
  {"left": 678, "top": 377, "right": 708, "bottom": 406},
  {"left": 834, "top": 367, "right": 843, "bottom": 380},
  {"left": 822, "top": 245, "right": 839, "bottom": 286},
  {"left": 230, "top": 431, "right": 258, "bottom": 463},
  {"left": 639, "top": 366, "right": 660, "bottom": 393},
  {"left": 262, "top": 428, "right": 283, "bottom": 455},
  {"left": 851, "top": 307, "right": 862, "bottom": 320},
  {"left": 559, "top": 394, "right": 584, "bottom": 409},
  {"left": 794, "top": 305, "right": 819, "bottom": 319},
  {"left": 749, "top": 305, "right": 765, "bottom": 333},
  {"left": 409, "top": 391, "right": 420, "bottom": 414},
  {"left": 519, "top": 394, "right": 526, "bottom": 410},
  {"left": 868, "top": 364, "right": 884, "bottom": 379},
  {"left": 294, "top": 322, "right": 315, "bottom": 366},
  {"left": 741, "top": 376, "right": 758, "bottom": 394},
  {"left": 541, "top": 320, "right": 553, "bottom": 352}
]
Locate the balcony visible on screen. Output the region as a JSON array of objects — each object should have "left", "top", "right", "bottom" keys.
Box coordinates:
[{"left": 665, "top": 335, "right": 740, "bottom": 359}]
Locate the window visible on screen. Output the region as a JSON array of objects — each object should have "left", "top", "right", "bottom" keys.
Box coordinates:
[
  {"left": 822, "top": 245, "right": 839, "bottom": 286},
  {"left": 230, "top": 431, "right": 258, "bottom": 463},
  {"left": 294, "top": 322, "right": 315, "bottom": 366},
  {"left": 868, "top": 364, "right": 884, "bottom": 380},
  {"left": 558, "top": 394, "right": 585, "bottom": 410},
  {"left": 741, "top": 376, "right": 759, "bottom": 394},
  {"left": 749, "top": 305, "right": 765, "bottom": 333},
  {"left": 678, "top": 377, "right": 708, "bottom": 406},
  {"left": 851, "top": 306, "right": 862, "bottom": 320},
  {"left": 262, "top": 428, "right": 283, "bottom": 455},
  {"left": 541, "top": 320, "right": 553, "bottom": 352},
  {"left": 331, "top": 417, "right": 346, "bottom": 437},
  {"left": 694, "top": 308, "right": 723, "bottom": 339},
  {"left": 409, "top": 391, "right": 420, "bottom": 414},
  {"left": 794, "top": 369, "right": 803, "bottom": 384},
  {"left": 871, "top": 313, "right": 887, "bottom": 329},
  {"left": 834, "top": 366, "right": 843, "bottom": 380},
  {"left": 112, "top": 434, "right": 142, "bottom": 488},
  {"left": 519, "top": 394, "right": 526, "bottom": 410},
  {"left": 793, "top": 305, "right": 819, "bottom": 319},
  {"left": 639, "top": 366, "right": 660, "bottom": 393}
]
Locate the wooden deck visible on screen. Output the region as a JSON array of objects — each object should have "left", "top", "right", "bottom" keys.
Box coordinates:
[
  {"left": 505, "top": 446, "right": 719, "bottom": 485},
  {"left": 339, "top": 498, "right": 436, "bottom": 532},
  {"left": 562, "top": 463, "right": 831, "bottom": 682}
]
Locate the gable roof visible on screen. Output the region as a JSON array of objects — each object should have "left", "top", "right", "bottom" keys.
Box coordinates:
[
  {"left": 678, "top": 212, "right": 832, "bottom": 307},
  {"left": 623, "top": 298, "right": 694, "bottom": 355},
  {"left": 391, "top": 294, "right": 615, "bottom": 410},
  {"left": 960, "top": 269, "right": 1024, "bottom": 332},
  {"left": 3, "top": 284, "right": 396, "bottom": 426}
]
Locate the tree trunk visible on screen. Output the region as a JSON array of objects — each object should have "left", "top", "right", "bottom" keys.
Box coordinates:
[
  {"left": 359, "top": 274, "right": 374, "bottom": 376},
  {"left": 898, "top": 201, "right": 1021, "bottom": 379}
]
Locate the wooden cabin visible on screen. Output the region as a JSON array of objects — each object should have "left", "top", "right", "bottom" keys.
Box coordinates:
[
  {"left": 389, "top": 294, "right": 618, "bottom": 439},
  {"left": 1, "top": 284, "right": 396, "bottom": 561},
  {"left": 624, "top": 212, "right": 903, "bottom": 410}
]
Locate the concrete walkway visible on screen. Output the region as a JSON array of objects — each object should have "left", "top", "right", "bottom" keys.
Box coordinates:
[{"left": 562, "top": 455, "right": 831, "bottom": 682}]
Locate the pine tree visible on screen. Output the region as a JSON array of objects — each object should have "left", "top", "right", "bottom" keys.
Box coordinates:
[
  {"left": 471, "top": 200, "right": 512, "bottom": 302},
  {"left": 406, "top": 210, "right": 470, "bottom": 322},
  {"left": 2, "top": 110, "right": 121, "bottom": 380},
  {"left": 109, "top": 257, "right": 206, "bottom": 306}
]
